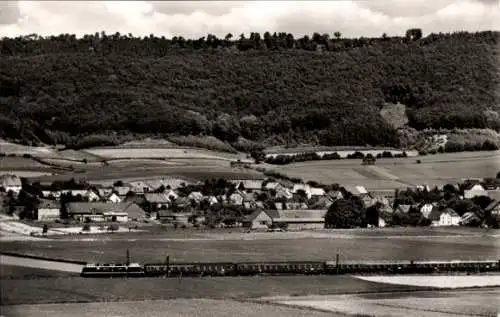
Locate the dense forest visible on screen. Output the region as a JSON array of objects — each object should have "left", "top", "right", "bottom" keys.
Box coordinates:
[{"left": 0, "top": 30, "right": 499, "bottom": 151}]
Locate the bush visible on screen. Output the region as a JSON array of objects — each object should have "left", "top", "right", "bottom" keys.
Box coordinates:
[
  {"left": 482, "top": 140, "right": 499, "bottom": 151},
  {"left": 82, "top": 224, "right": 91, "bottom": 232},
  {"left": 107, "top": 224, "right": 119, "bottom": 232}
]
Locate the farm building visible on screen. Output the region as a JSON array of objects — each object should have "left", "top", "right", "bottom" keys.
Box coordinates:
[
  {"left": 41, "top": 190, "right": 61, "bottom": 199},
  {"left": 272, "top": 209, "right": 327, "bottom": 230},
  {"left": 429, "top": 208, "right": 461, "bottom": 227},
  {"left": 242, "top": 210, "right": 275, "bottom": 229},
  {"left": 291, "top": 184, "right": 325, "bottom": 199},
  {"left": 344, "top": 185, "right": 368, "bottom": 196},
  {"left": 114, "top": 186, "right": 132, "bottom": 197},
  {"left": 96, "top": 188, "right": 113, "bottom": 198},
  {"left": 231, "top": 179, "right": 264, "bottom": 192},
  {"left": 368, "top": 190, "right": 395, "bottom": 199},
  {"left": 487, "top": 188, "right": 500, "bottom": 201},
  {"left": 326, "top": 190, "right": 344, "bottom": 200},
  {"left": 36, "top": 199, "right": 60, "bottom": 221},
  {"left": 144, "top": 193, "right": 171, "bottom": 209},
  {"left": 61, "top": 189, "right": 100, "bottom": 202},
  {"left": 127, "top": 181, "right": 151, "bottom": 194},
  {"left": 460, "top": 212, "right": 481, "bottom": 225},
  {"left": 464, "top": 184, "right": 488, "bottom": 199},
  {"left": 0, "top": 174, "right": 22, "bottom": 195},
  {"left": 66, "top": 202, "right": 145, "bottom": 222},
  {"left": 157, "top": 210, "right": 192, "bottom": 226}
]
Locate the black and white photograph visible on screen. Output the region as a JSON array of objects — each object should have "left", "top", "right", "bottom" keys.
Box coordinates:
[{"left": 0, "top": 0, "right": 499, "bottom": 316}]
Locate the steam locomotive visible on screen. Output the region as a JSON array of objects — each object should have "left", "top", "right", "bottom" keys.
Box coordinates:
[{"left": 81, "top": 259, "right": 500, "bottom": 278}]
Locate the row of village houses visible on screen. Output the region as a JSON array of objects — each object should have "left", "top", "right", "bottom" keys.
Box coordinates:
[{"left": 1, "top": 174, "right": 500, "bottom": 230}]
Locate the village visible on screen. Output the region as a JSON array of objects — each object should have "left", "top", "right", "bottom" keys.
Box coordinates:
[{"left": 0, "top": 172, "right": 499, "bottom": 236}]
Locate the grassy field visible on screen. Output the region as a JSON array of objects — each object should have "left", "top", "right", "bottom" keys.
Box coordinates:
[
  {"left": 83, "top": 147, "right": 247, "bottom": 161},
  {"left": 0, "top": 274, "right": 431, "bottom": 306},
  {"left": 2, "top": 228, "right": 499, "bottom": 264},
  {"left": 271, "top": 150, "right": 500, "bottom": 188}
]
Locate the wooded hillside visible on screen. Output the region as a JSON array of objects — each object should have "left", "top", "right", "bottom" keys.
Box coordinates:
[{"left": 0, "top": 30, "right": 498, "bottom": 150}]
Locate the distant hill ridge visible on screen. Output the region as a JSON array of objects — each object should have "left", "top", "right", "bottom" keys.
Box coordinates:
[{"left": 0, "top": 30, "right": 499, "bottom": 152}]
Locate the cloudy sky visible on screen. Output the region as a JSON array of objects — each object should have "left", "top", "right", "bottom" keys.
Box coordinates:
[{"left": 0, "top": 0, "right": 499, "bottom": 39}]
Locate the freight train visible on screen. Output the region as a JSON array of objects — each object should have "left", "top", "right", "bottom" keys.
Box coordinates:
[{"left": 80, "top": 259, "right": 500, "bottom": 278}]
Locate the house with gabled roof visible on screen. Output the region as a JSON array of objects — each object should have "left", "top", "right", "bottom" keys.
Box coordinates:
[
  {"left": 242, "top": 210, "right": 274, "bottom": 229},
  {"left": 228, "top": 191, "right": 245, "bottom": 206},
  {"left": 0, "top": 174, "right": 22, "bottom": 195},
  {"left": 41, "top": 190, "right": 61, "bottom": 199},
  {"left": 66, "top": 202, "right": 146, "bottom": 222},
  {"left": 106, "top": 192, "right": 122, "bottom": 204},
  {"left": 144, "top": 193, "right": 171, "bottom": 209},
  {"left": 464, "top": 184, "right": 488, "bottom": 199},
  {"left": 36, "top": 199, "right": 60, "bottom": 221},
  {"left": 114, "top": 186, "right": 132, "bottom": 197},
  {"left": 272, "top": 209, "right": 327, "bottom": 230},
  {"left": 275, "top": 187, "right": 293, "bottom": 200},
  {"left": 291, "top": 184, "right": 325, "bottom": 199},
  {"left": 61, "top": 189, "right": 100, "bottom": 202},
  {"left": 419, "top": 202, "right": 438, "bottom": 219},
  {"left": 264, "top": 182, "right": 283, "bottom": 191},
  {"left": 395, "top": 204, "right": 413, "bottom": 214},
  {"left": 128, "top": 181, "right": 151, "bottom": 195},
  {"left": 326, "top": 190, "right": 344, "bottom": 200},
  {"left": 429, "top": 208, "right": 460, "bottom": 227},
  {"left": 188, "top": 191, "right": 204, "bottom": 203},
  {"left": 460, "top": 212, "right": 481, "bottom": 226},
  {"left": 344, "top": 185, "right": 368, "bottom": 196},
  {"left": 312, "top": 195, "right": 335, "bottom": 209}
]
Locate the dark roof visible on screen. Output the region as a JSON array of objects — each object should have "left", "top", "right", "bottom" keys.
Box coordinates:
[
  {"left": 66, "top": 202, "right": 145, "bottom": 218},
  {"left": 485, "top": 200, "right": 499, "bottom": 212}
]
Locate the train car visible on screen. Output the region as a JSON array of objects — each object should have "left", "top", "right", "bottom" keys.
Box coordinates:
[
  {"left": 236, "top": 261, "right": 325, "bottom": 276},
  {"left": 143, "top": 262, "right": 237, "bottom": 277},
  {"left": 80, "top": 263, "right": 144, "bottom": 278}
]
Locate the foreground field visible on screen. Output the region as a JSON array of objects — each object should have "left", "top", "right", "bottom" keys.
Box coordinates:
[
  {"left": 2, "top": 228, "right": 499, "bottom": 264},
  {"left": 0, "top": 274, "right": 431, "bottom": 306},
  {"left": 2, "top": 298, "right": 343, "bottom": 317},
  {"left": 267, "top": 288, "right": 500, "bottom": 317},
  {"left": 272, "top": 150, "right": 500, "bottom": 189}
]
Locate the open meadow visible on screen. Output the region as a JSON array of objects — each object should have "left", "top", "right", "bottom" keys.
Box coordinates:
[
  {"left": 2, "top": 228, "right": 499, "bottom": 264},
  {"left": 271, "top": 150, "right": 500, "bottom": 189}
]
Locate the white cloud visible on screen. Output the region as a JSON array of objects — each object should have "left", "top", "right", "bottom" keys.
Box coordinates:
[{"left": 0, "top": 0, "right": 498, "bottom": 39}]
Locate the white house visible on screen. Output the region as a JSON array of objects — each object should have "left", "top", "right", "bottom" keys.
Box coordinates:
[
  {"left": 430, "top": 208, "right": 461, "bottom": 227},
  {"left": 106, "top": 193, "right": 122, "bottom": 204},
  {"left": 464, "top": 184, "right": 488, "bottom": 199},
  {"left": 0, "top": 174, "right": 22, "bottom": 195},
  {"left": 292, "top": 184, "right": 324, "bottom": 199},
  {"left": 228, "top": 192, "right": 244, "bottom": 206},
  {"left": 37, "top": 200, "right": 60, "bottom": 221},
  {"left": 188, "top": 191, "right": 204, "bottom": 203},
  {"left": 420, "top": 203, "right": 437, "bottom": 219}
]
